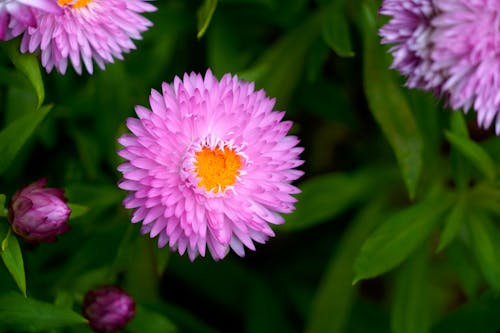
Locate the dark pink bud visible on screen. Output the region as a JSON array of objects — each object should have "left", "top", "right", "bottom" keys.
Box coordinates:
[
  {"left": 83, "top": 286, "right": 136, "bottom": 333},
  {"left": 8, "top": 179, "right": 71, "bottom": 243}
]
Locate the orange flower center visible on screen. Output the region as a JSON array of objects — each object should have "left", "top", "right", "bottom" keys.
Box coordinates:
[
  {"left": 57, "top": 0, "right": 92, "bottom": 8},
  {"left": 194, "top": 146, "right": 242, "bottom": 193}
]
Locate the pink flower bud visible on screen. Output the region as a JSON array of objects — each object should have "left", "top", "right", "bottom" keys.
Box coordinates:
[
  {"left": 83, "top": 286, "right": 136, "bottom": 333},
  {"left": 8, "top": 179, "right": 71, "bottom": 243}
]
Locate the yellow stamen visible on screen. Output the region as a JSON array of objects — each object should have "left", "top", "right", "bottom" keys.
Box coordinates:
[
  {"left": 194, "top": 146, "right": 242, "bottom": 193},
  {"left": 57, "top": 0, "right": 92, "bottom": 8}
]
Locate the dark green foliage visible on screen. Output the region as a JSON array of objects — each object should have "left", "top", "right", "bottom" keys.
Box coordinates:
[{"left": 0, "top": 0, "right": 499, "bottom": 333}]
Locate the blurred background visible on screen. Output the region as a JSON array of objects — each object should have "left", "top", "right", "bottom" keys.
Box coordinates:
[{"left": 1, "top": 0, "right": 500, "bottom": 332}]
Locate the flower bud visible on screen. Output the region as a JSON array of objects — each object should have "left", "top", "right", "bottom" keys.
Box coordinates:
[
  {"left": 8, "top": 179, "right": 71, "bottom": 243},
  {"left": 83, "top": 286, "right": 136, "bottom": 333}
]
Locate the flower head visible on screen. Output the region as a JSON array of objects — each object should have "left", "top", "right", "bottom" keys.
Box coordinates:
[
  {"left": 20, "top": 0, "right": 156, "bottom": 74},
  {"left": 118, "top": 70, "right": 304, "bottom": 261},
  {"left": 0, "top": 0, "right": 61, "bottom": 40},
  {"left": 379, "top": 0, "right": 441, "bottom": 90},
  {"left": 379, "top": 0, "right": 500, "bottom": 134},
  {"left": 431, "top": 0, "right": 500, "bottom": 133},
  {"left": 8, "top": 179, "right": 71, "bottom": 243},
  {"left": 83, "top": 286, "right": 135, "bottom": 333}
]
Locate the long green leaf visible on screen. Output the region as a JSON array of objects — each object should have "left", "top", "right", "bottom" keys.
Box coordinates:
[
  {"left": 283, "top": 169, "right": 378, "bottom": 231},
  {"left": 322, "top": 2, "right": 354, "bottom": 57},
  {"left": 467, "top": 213, "right": 500, "bottom": 292},
  {"left": 0, "top": 223, "right": 26, "bottom": 296},
  {"left": 239, "top": 12, "right": 322, "bottom": 108},
  {"left": 353, "top": 191, "right": 453, "bottom": 283},
  {"left": 437, "top": 195, "right": 467, "bottom": 252},
  {"left": 0, "top": 105, "right": 51, "bottom": 175},
  {"left": 3, "top": 40, "right": 45, "bottom": 109},
  {"left": 305, "top": 199, "right": 385, "bottom": 333},
  {"left": 445, "top": 131, "right": 496, "bottom": 181},
  {"left": 0, "top": 291, "right": 86, "bottom": 332},
  {"left": 449, "top": 112, "right": 470, "bottom": 190},
  {"left": 445, "top": 241, "right": 481, "bottom": 298},
  {"left": 359, "top": 3, "right": 423, "bottom": 199},
  {"left": 197, "top": 0, "right": 218, "bottom": 39},
  {"left": 391, "top": 250, "right": 431, "bottom": 333},
  {"left": 0, "top": 194, "right": 6, "bottom": 218}
]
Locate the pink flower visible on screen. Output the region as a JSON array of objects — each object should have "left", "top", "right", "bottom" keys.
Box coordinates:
[
  {"left": 8, "top": 179, "right": 71, "bottom": 243},
  {"left": 83, "top": 286, "right": 135, "bottom": 333},
  {"left": 379, "top": 0, "right": 441, "bottom": 90},
  {"left": 20, "top": 0, "right": 156, "bottom": 74},
  {"left": 379, "top": 0, "right": 500, "bottom": 134},
  {"left": 0, "top": 0, "right": 61, "bottom": 41},
  {"left": 118, "top": 70, "right": 304, "bottom": 261},
  {"left": 431, "top": 0, "right": 500, "bottom": 133}
]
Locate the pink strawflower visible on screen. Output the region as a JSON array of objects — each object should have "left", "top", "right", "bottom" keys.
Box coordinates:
[
  {"left": 8, "top": 179, "right": 71, "bottom": 243},
  {"left": 83, "top": 286, "right": 135, "bottom": 333},
  {"left": 379, "top": 0, "right": 500, "bottom": 134},
  {"left": 0, "top": 0, "right": 61, "bottom": 40},
  {"left": 431, "top": 0, "right": 500, "bottom": 133},
  {"left": 118, "top": 70, "right": 304, "bottom": 261},
  {"left": 20, "top": 0, "right": 156, "bottom": 74},
  {"left": 379, "top": 0, "right": 440, "bottom": 90}
]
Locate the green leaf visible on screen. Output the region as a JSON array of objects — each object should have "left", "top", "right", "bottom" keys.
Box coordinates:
[
  {"left": 305, "top": 199, "right": 385, "bottom": 333},
  {"left": 127, "top": 305, "right": 177, "bottom": 333},
  {"left": 3, "top": 40, "right": 45, "bottom": 109},
  {"left": 449, "top": 112, "right": 471, "bottom": 191},
  {"left": 391, "top": 250, "right": 431, "bottom": 333},
  {"left": 67, "top": 203, "right": 89, "bottom": 220},
  {"left": 353, "top": 190, "right": 453, "bottom": 283},
  {"left": 359, "top": 3, "right": 423, "bottom": 199},
  {"left": 0, "top": 104, "right": 51, "bottom": 175},
  {"left": 239, "top": 12, "right": 322, "bottom": 108},
  {"left": 283, "top": 169, "right": 379, "bottom": 231},
  {"left": 322, "top": 2, "right": 354, "bottom": 57},
  {"left": 450, "top": 111, "right": 469, "bottom": 138},
  {"left": 0, "top": 291, "right": 86, "bottom": 332},
  {"left": 467, "top": 213, "right": 500, "bottom": 291},
  {"left": 0, "top": 224, "right": 26, "bottom": 296},
  {"left": 445, "top": 241, "right": 481, "bottom": 298},
  {"left": 437, "top": 195, "right": 467, "bottom": 252},
  {"left": 197, "top": 0, "right": 218, "bottom": 39},
  {"left": 0, "top": 194, "right": 6, "bottom": 218},
  {"left": 445, "top": 131, "right": 496, "bottom": 181}
]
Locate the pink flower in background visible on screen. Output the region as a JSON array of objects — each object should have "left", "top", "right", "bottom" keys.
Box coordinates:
[
  {"left": 379, "top": 0, "right": 500, "bottom": 134},
  {"left": 118, "top": 70, "right": 304, "bottom": 261},
  {"left": 8, "top": 179, "right": 71, "bottom": 243},
  {"left": 379, "top": 0, "right": 440, "bottom": 90},
  {"left": 431, "top": 0, "right": 500, "bottom": 133},
  {"left": 83, "top": 286, "right": 135, "bottom": 333},
  {"left": 0, "top": 0, "right": 61, "bottom": 40},
  {"left": 20, "top": 0, "right": 156, "bottom": 74}
]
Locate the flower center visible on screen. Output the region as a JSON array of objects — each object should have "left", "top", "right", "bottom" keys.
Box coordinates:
[
  {"left": 193, "top": 146, "right": 242, "bottom": 193},
  {"left": 57, "top": 0, "right": 92, "bottom": 8}
]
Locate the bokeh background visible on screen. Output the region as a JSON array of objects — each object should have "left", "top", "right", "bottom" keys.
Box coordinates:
[{"left": 1, "top": 0, "right": 500, "bottom": 332}]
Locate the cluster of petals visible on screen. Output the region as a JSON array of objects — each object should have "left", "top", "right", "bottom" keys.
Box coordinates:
[
  {"left": 20, "top": 0, "right": 156, "bottom": 74},
  {"left": 83, "top": 285, "right": 135, "bottom": 333},
  {"left": 379, "top": 0, "right": 500, "bottom": 133},
  {"left": 118, "top": 70, "right": 304, "bottom": 261},
  {"left": 0, "top": 0, "right": 61, "bottom": 40},
  {"left": 8, "top": 179, "right": 71, "bottom": 243}
]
